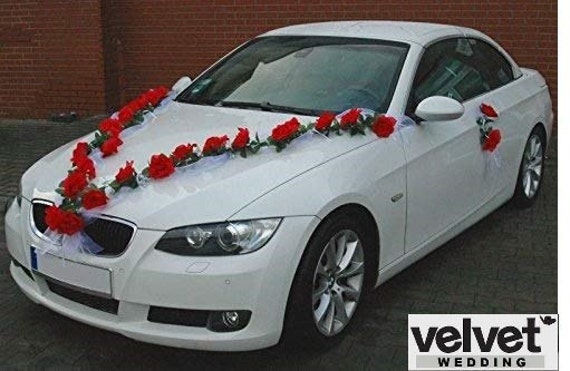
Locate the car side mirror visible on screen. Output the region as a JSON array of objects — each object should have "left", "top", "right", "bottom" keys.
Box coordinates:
[
  {"left": 415, "top": 96, "right": 464, "bottom": 121},
  {"left": 171, "top": 76, "right": 193, "bottom": 94}
]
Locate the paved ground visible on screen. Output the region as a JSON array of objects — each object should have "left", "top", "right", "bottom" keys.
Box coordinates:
[{"left": 0, "top": 118, "right": 557, "bottom": 370}]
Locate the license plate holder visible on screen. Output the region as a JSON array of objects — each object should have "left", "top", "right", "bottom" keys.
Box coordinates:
[{"left": 30, "top": 246, "right": 112, "bottom": 296}]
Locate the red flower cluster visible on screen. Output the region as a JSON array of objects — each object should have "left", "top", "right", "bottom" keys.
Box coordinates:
[
  {"left": 145, "top": 87, "right": 169, "bottom": 107},
  {"left": 100, "top": 136, "right": 123, "bottom": 157},
  {"left": 75, "top": 157, "right": 96, "bottom": 180},
  {"left": 71, "top": 142, "right": 96, "bottom": 179},
  {"left": 340, "top": 108, "right": 361, "bottom": 128},
  {"left": 119, "top": 86, "right": 169, "bottom": 119},
  {"left": 172, "top": 143, "right": 196, "bottom": 162},
  {"left": 315, "top": 112, "right": 335, "bottom": 132},
  {"left": 271, "top": 118, "right": 301, "bottom": 142},
  {"left": 71, "top": 142, "right": 90, "bottom": 164},
  {"left": 99, "top": 86, "right": 168, "bottom": 138},
  {"left": 372, "top": 115, "right": 397, "bottom": 138},
  {"left": 118, "top": 105, "right": 136, "bottom": 124},
  {"left": 115, "top": 161, "right": 136, "bottom": 184},
  {"left": 202, "top": 135, "right": 229, "bottom": 155},
  {"left": 62, "top": 170, "right": 89, "bottom": 199},
  {"left": 148, "top": 154, "right": 175, "bottom": 179},
  {"left": 82, "top": 189, "right": 108, "bottom": 210},
  {"left": 232, "top": 128, "right": 250, "bottom": 150},
  {"left": 480, "top": 103, "right": 499, "bottom": 118},
  {"left": 482, "top": 129, "right": 501, "bottom": 152},
  {"left": 45, "top": 205, "right": 84, "bottom": 235},
  {"left": 98, "top": 118, "right": 123, "bottom": 137}
]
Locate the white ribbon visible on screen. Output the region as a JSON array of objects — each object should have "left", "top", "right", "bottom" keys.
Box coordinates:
[
  {"left": 394, "top": 115, "right": 417, "bottom": 147},
  {"left": 485, "top": 147, "right": 503, "bottom": 181},
  {"left": 37, "top": 228, "right": 103, "bottom": 260}
]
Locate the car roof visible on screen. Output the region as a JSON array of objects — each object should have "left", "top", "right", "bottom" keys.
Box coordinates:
[
  {"left": 261, "top": 21, "right": 464, "bottom": 46},
  {"left": 261, "top": 21, "right": 521, "bottom": 77}
]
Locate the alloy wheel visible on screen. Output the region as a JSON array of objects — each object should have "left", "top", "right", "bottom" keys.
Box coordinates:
[
  {"left": 521, "top": 134, "right": 544, "bottom": 199},
  {"left": 312, "top": 229, "right": 365, "bottom": 336}
]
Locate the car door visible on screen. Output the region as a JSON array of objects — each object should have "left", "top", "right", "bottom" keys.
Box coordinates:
[{"left": 403, "top": 37, "right": 514, "bottom": 252}]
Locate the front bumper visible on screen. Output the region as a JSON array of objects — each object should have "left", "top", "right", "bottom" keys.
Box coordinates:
[{"left": 5, "top": 198, "right": 318, "bottom": 351}]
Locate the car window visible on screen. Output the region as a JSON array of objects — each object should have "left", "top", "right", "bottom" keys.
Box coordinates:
[
  {"left": 178, "top": 36, "right": 409, "bottom": 114},
  {"left": 407, "top": 37, "right": 514, "bottom": 115},
  {"left": 467, "top": 38, "right": 514, "bottom": 89}
]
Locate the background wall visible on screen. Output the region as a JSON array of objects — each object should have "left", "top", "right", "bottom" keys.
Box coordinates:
[
  {"left": 0, "top": 0, "right": 105, "bottom": 118},
  {"left": 0, "top": 0, "right": 557, "bottom": 119}
]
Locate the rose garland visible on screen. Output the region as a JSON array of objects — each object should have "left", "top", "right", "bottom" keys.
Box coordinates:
[
  {"left": 44, "top": 92, "right": 502, "bottom": 239},
  {"left": 45, "top": 86, "right": 170, "bottom": 236},
  {"left": 478, "top": 103, "right": 501, "bottom": 152},
  {"left": 45, "top": 101, "right": 398, "bottom": 237}
]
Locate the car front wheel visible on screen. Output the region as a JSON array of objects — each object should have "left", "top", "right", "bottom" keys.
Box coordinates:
[{"left": 282, "top": 210, "right": 374, "bottom": 348}]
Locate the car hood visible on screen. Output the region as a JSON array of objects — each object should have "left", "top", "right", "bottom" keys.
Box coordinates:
[{"left": 24, "top": 102, "right": 375, "bottom": 229}]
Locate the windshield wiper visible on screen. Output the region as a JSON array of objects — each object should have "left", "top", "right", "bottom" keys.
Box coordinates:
[{"left": 219, "top": 101, "right": 319, "bottom": 116}]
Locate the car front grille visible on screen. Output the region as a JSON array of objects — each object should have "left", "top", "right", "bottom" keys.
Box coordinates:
[{"left": 31, "top": 201, "right": 135, "bottom": 256}]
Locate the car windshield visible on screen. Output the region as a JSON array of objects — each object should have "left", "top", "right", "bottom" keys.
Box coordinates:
[{"left": 177, "top": 36, "right": 409, "bottom": 115}]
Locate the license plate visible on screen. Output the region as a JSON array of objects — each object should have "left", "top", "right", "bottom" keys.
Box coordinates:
[{"left": 30, "top": 247, "right": 112, "bottom": 296}]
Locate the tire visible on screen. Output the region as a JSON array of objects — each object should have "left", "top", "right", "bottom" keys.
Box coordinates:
[
  {"left": 512, "top": 126, "right": 546, "bottom": 208},
  {"left": 281, "top": 210, "right": 376, "bottom": 349}
]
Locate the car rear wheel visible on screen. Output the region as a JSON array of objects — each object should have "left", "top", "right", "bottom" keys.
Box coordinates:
[
  {"left": 282, "top": 210, "right": 374, "bottom": 349},
  {"left": 512, "top": 126, "right": 546, "bottom": 208}
]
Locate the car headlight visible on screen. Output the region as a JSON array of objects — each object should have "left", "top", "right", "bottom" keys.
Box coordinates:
[{"left": 155, "top": 218, "right": 282, "bottom": 256}]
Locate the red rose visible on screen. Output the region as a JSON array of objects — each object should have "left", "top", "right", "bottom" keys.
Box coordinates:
[
  {"left": 172, "top": 143, "right": 196, "bottom": 162},
  {"left": 59, "top": 211, "right": 84, "bottom": 235},
  {"left": 71, "top": 142, "right": 90, "bottom": 165},
  {"left": 314, "top": 112, "right": 335, "bottom": 132},
  {"left": 45, "top": 206, "right": 84, "bottom": 235},
  {"left": 100, "top": 136, "right": 123, "bottom": 157},
  {"left": 145, "top": 86, "right": 169, "bottom": 107},
  {"left": 75, "top": 156, "right": 96, "bottom": 180},
  {"left": 117, "top": 105, "right": 135, "bottom": 124},
  {"left": 202, "top": 135, "right": 229, "bottom": 155},
  {"left": 482, "top": 129, "right": 501, "bottom": 152},
  {"left": 132, "top": 95, "right": 149, "bottom": 111},
  {"left": 158, "top": 86, "right": 169, "bottom": 96},
  {"left": 148, "top": 153, "right": 175, "bottom": 179},
  {"left": 45, "top": 205, "right": 65, "bottom": 231},
  {"left": 340, "top": 108, "right": 361, "bottom": 128},
  {"left": 372, "top": 115, "right": 397, "bottom": 138},
  {"left": 115, "top": 161, "right": 136, "bottom": 183},
  {"left": 231, "top": 127, "right": 250, "bottom": 150},
  {"left": 82, "top": 189, "right": 108, "bottom": 210},
  {"left": 98, "top": 118, "right": 123, "bottom": 137},
  {"left": 271, "top": 117, "right": 301, "bottom": 142},
  {"left": 480, "top": 103, "right": 498, "bottom": 118},
  {"left": 62, "top": 170, "right": 88, "bottom": 199}
]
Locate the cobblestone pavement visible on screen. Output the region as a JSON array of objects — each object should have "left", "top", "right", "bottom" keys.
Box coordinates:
[{"left": 0, "top": 118, "right": 557, "bottom": 370}]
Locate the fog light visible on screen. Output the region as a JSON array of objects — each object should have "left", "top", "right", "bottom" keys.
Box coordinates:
[
  {"left": 222, "top": 311, "right": 240, "bottom": 328},
  {"left": 208, "top": 310, "right": 252, "bottom": 332}
]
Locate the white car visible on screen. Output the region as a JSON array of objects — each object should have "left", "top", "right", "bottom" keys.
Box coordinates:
[{"left": 5, "top": 21, "right": 553, "bottom": 351}]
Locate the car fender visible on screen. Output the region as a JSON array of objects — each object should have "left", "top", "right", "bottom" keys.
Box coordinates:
[{"left": 230, "top": 138, "right": 407, "bottom": 270}]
